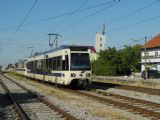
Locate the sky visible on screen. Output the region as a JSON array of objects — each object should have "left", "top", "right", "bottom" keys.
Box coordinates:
[{"left": 0, "top": 0, "right": 160, "bottom": 66}]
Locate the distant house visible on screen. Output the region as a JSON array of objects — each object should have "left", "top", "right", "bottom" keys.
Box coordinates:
[
  {"left": 141, "top": 34, "right": 160, "bottom": 72},
  {"left": 90, "top": 46, "right": 98, "bottom": 61}
]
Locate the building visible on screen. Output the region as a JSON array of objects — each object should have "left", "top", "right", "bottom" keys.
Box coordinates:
[
  {"left": 90, "top": 46, "right": 98, "bottom": 61},
  {"left": 141, "top": 34, "right": 160, "bottom": 72},
  {"left": 95, "top": 24, "right": 106, "bottom": 53}
]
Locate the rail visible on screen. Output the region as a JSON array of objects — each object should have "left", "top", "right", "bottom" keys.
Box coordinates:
[
  {"left": 65, "top": 89, "right": 160, "bottom": 119},
  {"left": 0, "top": 78, "right": 29, "bottom": 120},
  {"left": 1, "top": 74, "right": 78, "bottom": 120},
  {"left": 93, "top": 81, "right": 160, "bottom": 96}
]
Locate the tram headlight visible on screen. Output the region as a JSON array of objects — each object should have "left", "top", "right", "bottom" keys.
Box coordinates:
[
  {"left": 86, "top": 73, "right": 90, "bottom": 77},
  {"left": 71, "top": 73, "right": 76, "bottom": 77}
]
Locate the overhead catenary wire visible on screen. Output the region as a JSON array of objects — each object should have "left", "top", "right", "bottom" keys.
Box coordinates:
[
  {"left": 66, "top": 0, "right": 159, "bottom": 43},
  {"left": 29, "top": 0, "right": 118, "bottom": 48},
  {"left": 117, "top": 35, "right": 160, "bottom": 50},
  {"left": 108, "top": 1, "right": 158, "bottom": 24},
  {"left": 34, "top": 0, "right": 160, "bottom": 47},
  {"left": 34, "top": 0, "right": 89, "bottom": 46},
  {"left": 108, "top": 14, "right": 160, "bottom": 33},
  {"left": 46, "top": 0, "right": 89, "bottom": 34},
  {"left": 67, "top": 26, "right": 101, "bottom": 41},
  {"left": 8, "top": 0, "right": 38, "bottom": 41},
  {"left": 22, "top": 0, "right": 116, "bottom": 28},
  {"left": 0, "top": 0, "right": 115, "bottom": 32},
  {"left": 59, "top": 0, "right": 119, "bottom": 33},
  {"left": 113, "top": 37, "right": 144, "bottom": 49},
  {"left": 2, "top": 1, "right": 158, "bottom": 47}
]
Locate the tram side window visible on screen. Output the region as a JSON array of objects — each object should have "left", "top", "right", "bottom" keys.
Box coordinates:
[
  {"left": 36, "top": 60, "right": 43, "bottom": 74},
  {"left": 52, "top": 58, "right": 56, "bottom": 70},
  {"left": 45, "top": 58, "right": 53, "bottom": 73},
  {"left": 26, "top": 62, "right": 29, "bottom": 70},
  {"left": 37, "top": 60, "right": 43, "bottom": 69},
  {"left": 56, "top": 57, "right": 61, "bottom": 70},
  {"left": 46, "top": 59, "right": 49, "bottom": 70},
  {"left": 48, "top": 58, "right": 53, "bottom": 70},
  {"left": 26, "top": 61, "right": 34, "bottom": 72},
  {"left": 42, "top": 56, "right": 63, "bottom": 71},
  {"left": 62, "top": 55, "right": 69, "bottom": 70},
  {"left": 50, "top": 56, "right": 62, "bottom": 71}
]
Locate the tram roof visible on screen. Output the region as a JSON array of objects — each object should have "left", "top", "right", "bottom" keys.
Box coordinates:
[{"left": 29, "top": 45, "right": 94, "bottom": 58}]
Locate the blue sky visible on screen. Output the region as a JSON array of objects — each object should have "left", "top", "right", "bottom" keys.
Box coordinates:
[{"left": 0, "top": 0, "right": 160, "bottom": 66}]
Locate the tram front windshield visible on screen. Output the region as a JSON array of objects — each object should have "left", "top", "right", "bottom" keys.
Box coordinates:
[{"left": 70, "top": 53, "right": 90, "bottom": 70}]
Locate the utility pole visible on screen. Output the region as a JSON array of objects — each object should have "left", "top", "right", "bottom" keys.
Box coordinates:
[
  {"left": 144, "top": 36, "right": 148, "bottom": 79},
  {"left": 28, "top": 46, "right": 34, "bottom": 57},
  {"left": 48, "top": 33, "right": 62, "bottom": 48}
]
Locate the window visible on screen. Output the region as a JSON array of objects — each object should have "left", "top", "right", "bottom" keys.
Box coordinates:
[
  {"left": 100, "top": 38, "right": 102, "bottom": 41},
  {"left": 26, "top": 61, "right": 34, "bottom": 72},
  {"left": 56, "top": 57, "right": 61, "bottom": 70},
  {"left": 100, "top": 44, "right": 102, "bottom": 47},
  {"left": 46, "top": 56, "right": 62, "bottom": 71},
  {"left": 62, "top": 55, "right": 69, "bottom": 70},
  {"left": 144, "top": 52, "right": 149, "bottom": 57},
  {"left": 70, "top": 53, "right": 90, "bottom": 70},
  {"left": 52, "top": 58, "right": 57, "bottom": 70},
  {"left": 37, "top": 60, "right": 43, "bottom": 69},
  {"left": 27, "top": 56, "right": 68, "bottom": 73},
  {"left": 155, "top": 51, "right": 158, "bottom": 57}
]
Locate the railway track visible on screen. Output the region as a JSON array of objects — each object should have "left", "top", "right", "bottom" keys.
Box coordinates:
[
  {"left": 93, "top": 81, "right": 160, "bottom": 96},
  {"left": 3, "top": 73, "right": 160, "bottom": 119},
  {"left": 64, "top": 89, "right": 160, "bottom": 119},
  {"left": 0, "top": 74, "right": 77, "bottom": 120},
  {"left": 0, "top": 81, "right": 20, "bottom": 120}
]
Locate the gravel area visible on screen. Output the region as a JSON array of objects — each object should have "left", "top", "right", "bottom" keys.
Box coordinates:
[
  {"left": 105, "top": 88, "right": 160, "bottom": 104},
  {"left": 6, "top": 74, "right": 152, "bottom": 120},
  {"left": 0, "top": 83, "right": 19, "bottom": 120},
  {"left": 1, "top": 75, "right": 65, "bottom": 120}
]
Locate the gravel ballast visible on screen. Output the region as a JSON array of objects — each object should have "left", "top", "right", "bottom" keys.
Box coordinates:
[{"left": 5, "top": 74, "right": 153, "bottom": 120}]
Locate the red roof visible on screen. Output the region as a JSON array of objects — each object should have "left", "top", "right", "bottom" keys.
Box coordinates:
[
  {"left": 143, "top": 34, "right": 160, "bottom": 49},
  {"left": 90, "top": 46, "right": 97, "bottom": 53}
]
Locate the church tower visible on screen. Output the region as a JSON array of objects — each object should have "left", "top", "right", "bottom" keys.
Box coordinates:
[{"left": 95, "top": 23, "right": 106, "bottom": 53}]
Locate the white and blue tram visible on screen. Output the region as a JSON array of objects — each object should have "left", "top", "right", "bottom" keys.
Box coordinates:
[{"left": 19, "top": 45, "right": 93, "bottom": 88}]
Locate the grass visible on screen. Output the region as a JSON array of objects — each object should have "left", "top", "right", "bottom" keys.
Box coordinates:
[
  {"left": 93, "top": 108, "right": 131, "bottom": 120},
  {"left": 7, "top": 72, "right": 75, "bottom": 100}
]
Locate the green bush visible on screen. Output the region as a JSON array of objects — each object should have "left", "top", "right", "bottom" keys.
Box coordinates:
[{"left": 92, "top": 45, "right": 141, "bottom": 76}]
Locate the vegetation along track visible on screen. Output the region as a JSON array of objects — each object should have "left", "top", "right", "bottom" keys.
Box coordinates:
[
  {"left": 0, "top": 74, "right": 77, "bottom": 120},
  {"left": 93, "top": 81, "right": 160, "bottom": 96},
  {"left": 64, "top": 89, "right": 160, "bottom": 119}
]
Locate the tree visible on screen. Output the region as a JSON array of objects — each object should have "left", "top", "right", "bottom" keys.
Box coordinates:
[
  {"left": 92, "top": 44, "right": 141, "bottom": 76},
  {"left": 92, "top": 47, "right": 120, "bottom": 76},
  {"left": 6, "top": 64, "right": 14, "bottom": 70},
  {"left": 119, "top": 44, "right": 141, "bottom": 75}
]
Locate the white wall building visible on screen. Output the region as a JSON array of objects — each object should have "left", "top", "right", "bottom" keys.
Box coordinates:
[
  {"left": 95, "top": 24, "right": 106, "bottom": 53},
  {"left": 141, "top": 34, "right": 160, "bottom": 72}
]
